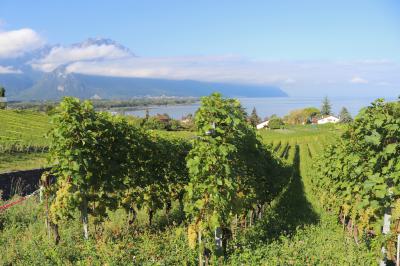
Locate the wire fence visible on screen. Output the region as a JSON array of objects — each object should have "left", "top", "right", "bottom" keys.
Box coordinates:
[{"left": 0, "top": 188, "right": 41, "bottom": 212}]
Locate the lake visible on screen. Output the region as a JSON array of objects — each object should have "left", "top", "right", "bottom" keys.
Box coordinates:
[{"left": 125, "top": 96, "right": 397, "bottom": 119}]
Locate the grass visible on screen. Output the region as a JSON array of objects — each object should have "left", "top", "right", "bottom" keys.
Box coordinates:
[
  {"left": 0, "top": 152, "right": 49, "bottom": 173},
  {"left": 0, "top": 194, "right": 197, "bottom": 265},
  {"left": 0, "top": 110, "right": 51, "bottom": 153},
  {"left": 0, "top": 110, "right": 50, "bottom": 172}
]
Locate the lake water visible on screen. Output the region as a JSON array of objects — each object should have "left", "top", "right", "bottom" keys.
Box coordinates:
[{"left": 125, "top": 96, "right": 397, "bottom": 120}]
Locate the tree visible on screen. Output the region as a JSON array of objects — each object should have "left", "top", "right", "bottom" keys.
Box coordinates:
[
  {"left": 248, "top": 107, "right": 261, "bottom": 127},
  {"left": 321, "top": 96, "right": 332, "bottom": 116},
  {"left": 339, "top": 107, "right": 352, "bottom": 123},
  {"left": 0, "top": 86, "right": 5, "bottom": 97},
  {"left": 284, "top": 107, "right": 320, "bottom": 125},
  {"left": 0, "top": 86, "right": 5, "bottom": 110},
  {"left": 269, "top": 114, "right": 278, "bottom": 119},
  {"left": 268, "top": 117, "right": 284, "bottom": 129}
]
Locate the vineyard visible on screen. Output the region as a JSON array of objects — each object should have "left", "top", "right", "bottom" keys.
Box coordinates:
[
  {"left": 313, "top": 99, "right": 400, "bottom": 263},
  {"left": 0, "top": 110, "right": 51, "bottom": 153},
  {"left": 0, "top": 110, "right": 51, "bottom": 173},
  {"left": 0, "top": 95, "right": 398, "bottom": 264}
]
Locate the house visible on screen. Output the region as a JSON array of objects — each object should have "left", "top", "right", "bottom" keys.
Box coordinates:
[
  {"left": 256, "top": 120, "right": 269, "bottom": 129},
  {"left": 317, "top": 115, "right": 339, "bottom": 124},
  {"left": 311, "top": 116, "right": 319, "bottom": 124},
  {"left": 181, "top": 114, "right": 193, "bottom": 124},
  {"left": 181, "top": 118, "right": 191, "bottom": 124},
  {"left": 156, "top": 114, "right": 170, "bottom": 123}
]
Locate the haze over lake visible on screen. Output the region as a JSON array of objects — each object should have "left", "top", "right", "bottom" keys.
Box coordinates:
[{"left": 125, "top": 96, "right": 397, "bottom": 119}]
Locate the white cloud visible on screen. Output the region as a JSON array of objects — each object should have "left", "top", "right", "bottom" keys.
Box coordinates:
[
  {"left": 65, "top": 56, "right": 300, "bottom": 85},
  {"left": 350, "top": 76, "right": 369, "bottom": 84},
  {"left": 377, "top": 81, "right": 390, "bottom": 86},
  {"left": 63, "top": 57, "right": 400, "bottom": 97},
  {"left": 0, "top": 65, "right": 22, "bottom": 74},
  {"left": 284, "top": 78, "right": 296, "bottom": 84},
  {"left": 0, "top": 28, "right": 44, "bottom": 58},
  {"left": 357, "top": 59, "right": 393, "bottom": 65},
  {"left": 31, "top": 43, "right": 132, "bottom": 72}
]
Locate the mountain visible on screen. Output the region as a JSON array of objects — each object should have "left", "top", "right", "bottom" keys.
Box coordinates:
[
  {"left": 72, "top": 38, "right": 134, "bottom": 56},
  {"left": 0, "top": 73, "right": 36, "bottom": 96},
  {"left": 18, "top": 66, "right": 89, "bottom": 100},
  {"left": 19, "top": 69, "right": 287, "bottom": 100},
  {"left": 0, "top": 38, "right": 288, "bottom": 100}
]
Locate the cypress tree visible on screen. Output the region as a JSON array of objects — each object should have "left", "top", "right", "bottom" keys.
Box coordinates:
[
  {"left": 249, "top": 107, "right": 261, "bottom": 127},
  {"left": 321, "top": 96, "right": 332, "bottom": 116},
  {"left": 0, "top": 86, "right": 6, "bottom": 109},
  {"left": 339, "top": 107, "right": 353, "bottom": 123}
]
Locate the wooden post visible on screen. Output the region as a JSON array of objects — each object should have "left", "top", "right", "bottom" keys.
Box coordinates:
[
  {"left": 233, "top": 214, "right": 238, "bottom": 240},
  {"left": 39, "top": 186, "right": 43, "bottom": 203},
  {"left": 380, "top": 212, "right": 391, "bottom": 266},
  {"left": 397, "top": 234, "right": 400, "bottom": 266},
  {"left": 81, "top": 197, "right": 89, "bottom": 240},
  {"left": 198, "top": 230, "right": 203, "bottom": 266}
]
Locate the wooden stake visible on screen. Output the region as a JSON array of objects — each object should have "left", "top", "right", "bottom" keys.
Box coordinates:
[{"left": 198, "top": 230, "right": 203, "bottom": 266}]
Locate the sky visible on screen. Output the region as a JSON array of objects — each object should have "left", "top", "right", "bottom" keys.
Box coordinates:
[{"left": 0, "top": 0, "right": 399, "bottom": 97}]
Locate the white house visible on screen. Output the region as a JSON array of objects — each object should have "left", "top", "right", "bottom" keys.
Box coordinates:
[
  {"left": 317, "top": 115, "right": 339, "bottom": 124},
  {"left": 256, "top": 120, "right": 269, "bottom": 129}
]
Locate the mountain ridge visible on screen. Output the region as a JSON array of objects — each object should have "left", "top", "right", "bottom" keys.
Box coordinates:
[{"left": 0, "top": 38, "right": 288, "bottom": 100}]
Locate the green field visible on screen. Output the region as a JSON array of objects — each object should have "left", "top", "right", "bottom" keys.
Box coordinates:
[
  {"left": 0, "top": 110, "right": 51, "bottom": 153},
  {"left": 0, "top": 153, "right": 49, "bottom": 173},
  {"left": 0, "top": 121, "right": 376, "bottom": 265},
  {"left": 0, "top": 110, "right": 51, "bottom": 173}
]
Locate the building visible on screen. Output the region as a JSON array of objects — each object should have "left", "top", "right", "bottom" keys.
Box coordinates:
[
  {"left": 156, "top": 114, "right": 170, "bottom": 123},
  {"left": 317, "top": 115, "right": 339, "bottom": 124},
  {"left": 256, "top": 120, "right": 269, "bottom": 129}
]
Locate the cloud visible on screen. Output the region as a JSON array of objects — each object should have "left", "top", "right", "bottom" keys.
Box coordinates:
[
  {"left": 63, "top": 57, "right": 400, "bottom": 97},
  {"left": 377, "top": 81, "right": 390, "bottom": 86},
  {"left": 350, "top": 76, "right": 369, "bottom": 84},
  {"left": 283, "top": 78, "right": 296, "bottom": 84},
  {"left": 0, "top": 28, "right": 44, "bottom": 58},
  {"left": 0, "top": 65, "right": 22, "bottom": 74},
  {"left": 31, "top": 42, "right": 132, "bottom": 72},
  {"left": 65, "top": 56, "right": 301, "bottom": 85}
]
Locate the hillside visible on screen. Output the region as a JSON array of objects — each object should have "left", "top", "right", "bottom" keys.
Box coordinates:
[
  {"left": 0, "top": 110, "right": 51, "bottom": 151},
  {"left": 0, "top": 110, "right": 51, "bottom": 173},
  {"left": 18, "top": 71, "right": 287, "bottom": 100}
]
